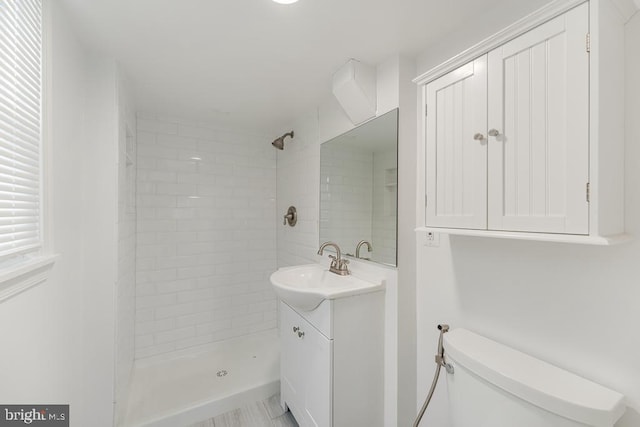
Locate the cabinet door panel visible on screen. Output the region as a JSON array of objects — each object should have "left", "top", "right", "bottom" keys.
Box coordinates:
[
  {"left": 280, "top": 302, "right": 332, "bottom": 427},
  {"left": 487, "top": 3, "right": 589, "bottom": 234},
  {"left": 280, "top": 302, "right": 304, "bottom": 418},
  {"left": 302, "top": 324, "right": 332, "bottom": 427},
  {"left": 425, "top": 56, "right": 488, "bottom": 229}
]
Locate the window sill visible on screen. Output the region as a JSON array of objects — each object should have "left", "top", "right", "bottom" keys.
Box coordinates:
[{"left": 0, "top": 254, "right": 58, "bottom": 303}]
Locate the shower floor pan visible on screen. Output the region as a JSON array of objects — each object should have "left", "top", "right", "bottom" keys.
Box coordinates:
[{"left": 123, "top": 329, "right": 280, "bottom": 427}]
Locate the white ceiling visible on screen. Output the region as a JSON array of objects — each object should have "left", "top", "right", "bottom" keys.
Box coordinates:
[{"left": 60, "top": 0, "right": 546, "bottom": 132}]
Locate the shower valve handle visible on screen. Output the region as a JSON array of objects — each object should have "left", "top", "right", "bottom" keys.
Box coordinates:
[{"left": 283, "top": 206, "right": 297, "bottom": 226}]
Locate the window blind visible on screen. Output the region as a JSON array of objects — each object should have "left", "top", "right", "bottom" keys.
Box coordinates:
[{"left": 0, "top": 0, "right": 42, "bottom": 260}]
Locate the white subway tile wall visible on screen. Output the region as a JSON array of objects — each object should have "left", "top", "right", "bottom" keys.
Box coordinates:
[
  {"left": 319, "top": 144, "right": 374, "bottom": 253},
  {"left": 371, "top": 150, "right": 397, "bottom": 265},
  {"left": 134, "top": 115, "right": 277, "bottom": 359},
  {"left": 276, "top": 111, "right": 321, "bottom": 268},
  {"left": 319, "top": 142, "right": 397, "bottom": 265}
]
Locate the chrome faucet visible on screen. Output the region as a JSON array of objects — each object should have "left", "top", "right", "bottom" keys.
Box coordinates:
[
  {"left": 317, "top": 242, "right": 350, "bottom": 276},
  {"left": 355, "top": 240, "right": 372, "bottom": 260}
]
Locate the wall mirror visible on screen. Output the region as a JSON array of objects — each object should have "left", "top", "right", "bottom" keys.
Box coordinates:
[{"left": 319, "top": 108, "right": 398, "bottom": 267}]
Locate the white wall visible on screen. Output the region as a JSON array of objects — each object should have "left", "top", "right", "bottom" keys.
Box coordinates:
[
  {"left": 81, "top": 52, "right": 120, "bottom": 427},
  {"left": 276, "top": 55, "right": 414, "bottom": 427},
  {"left": 0, "top": 3, "right": 123, "bottom": 426},
  {"left": 115, "top": 73, "right": 137, "bottom": 425},
  {"left": 395, "top": 54, "right": 418, "bottom": 427},
  {"left": 415, "top": 10, "right": 640, "bottom": 427},
  {"left": 415, "top": 0, "right": 554, "bottom": 74},
  {"left": 134, "top": 115, "right": 277, "bottom": 359},
  {"left": 0, "top": 1, "right": 87, "bottom": 421}
]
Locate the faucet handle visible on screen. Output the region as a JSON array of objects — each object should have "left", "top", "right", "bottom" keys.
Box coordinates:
[
  {"left": 328, "top": 255, "right": 338, "bottom": 268},
  {"left": 336, "top": 258, "right": 350, "bottom": 275}
]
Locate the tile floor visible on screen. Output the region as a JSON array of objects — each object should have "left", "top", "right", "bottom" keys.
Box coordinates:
[{"left": 188, "top": 394, "right": 298, "bottom": 427}]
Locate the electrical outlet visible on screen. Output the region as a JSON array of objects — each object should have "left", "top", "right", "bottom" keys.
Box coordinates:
[{"left": 424, "top": 231, "right": 440, "bottom": 247}]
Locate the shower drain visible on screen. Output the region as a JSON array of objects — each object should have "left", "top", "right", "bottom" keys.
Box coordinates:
[{"left": 216, "top": 370, "right": 228, "bottom": 377}]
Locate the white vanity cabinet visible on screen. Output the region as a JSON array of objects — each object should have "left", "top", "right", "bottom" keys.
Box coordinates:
[
  {"left": 415, "top": 0, "right": 633, "bottom": 244},
  {"left": 279, "top": 291, "right": 384, "bottom": 427},
  {"left": 280, "top": 301, "right": 332, "bottom": 427}
]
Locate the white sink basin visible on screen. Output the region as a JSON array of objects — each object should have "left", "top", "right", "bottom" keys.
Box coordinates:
[{"left": 270, "top": 263, "right": 384, "bottom": 311}]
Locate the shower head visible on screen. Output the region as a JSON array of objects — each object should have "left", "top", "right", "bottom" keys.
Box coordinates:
[{"left": 272, "top": 131, "right": 294, "bottom": 150}]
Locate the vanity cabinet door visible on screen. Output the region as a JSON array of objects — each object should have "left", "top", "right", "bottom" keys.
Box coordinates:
[
  {"left": 281, "top": 303, "right": 304, "bottom": 419},
  {"left": 300, "top": 317, "right": 332, "bottom": 427},
  {"left": 280, "top": 302, "right": 332, "bottom": 427},
  {"left": 425, "top": 55, "right": 488, "bottom": 229},
  {"left": 487, "top": 2, "right": 589, "bottom": 234}
]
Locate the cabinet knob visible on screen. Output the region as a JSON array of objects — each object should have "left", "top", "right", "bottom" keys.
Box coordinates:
[
  {"left": 488, "top": 129, "right": 501, "bottom": 137},
  {"left": 473, "top": 133, "right": 485, "bottom": 141},
  {"left": 293, "top": 326, "right": 299, "bottom": 333},
  {"left": 298, "top": 331, "right": 305, "bottom": 338}
]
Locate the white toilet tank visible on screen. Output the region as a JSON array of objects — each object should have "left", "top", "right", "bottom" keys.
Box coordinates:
[{"left": 443, "top": 329, "right": 625, "bottom": 427}]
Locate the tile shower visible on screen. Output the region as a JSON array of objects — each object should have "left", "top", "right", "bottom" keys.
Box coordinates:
[
  {"left": 133, "top": 115, "right": 278, "bottom": 359},
  {"left": 123, "top": 115, "right": 281, "bottom": 426}
]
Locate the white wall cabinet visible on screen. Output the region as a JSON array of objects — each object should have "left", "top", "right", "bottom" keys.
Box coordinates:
[
  {"left": 416, "top": 0, "right": 631, "bottom": 244},
  {"left": 280, "top": 291, "right": 384, "bottom": 427}
]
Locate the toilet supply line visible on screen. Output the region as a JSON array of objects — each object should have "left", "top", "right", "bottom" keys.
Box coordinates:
[{"left": 413, "top": 324, "right": 453, "bottom": 427}]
